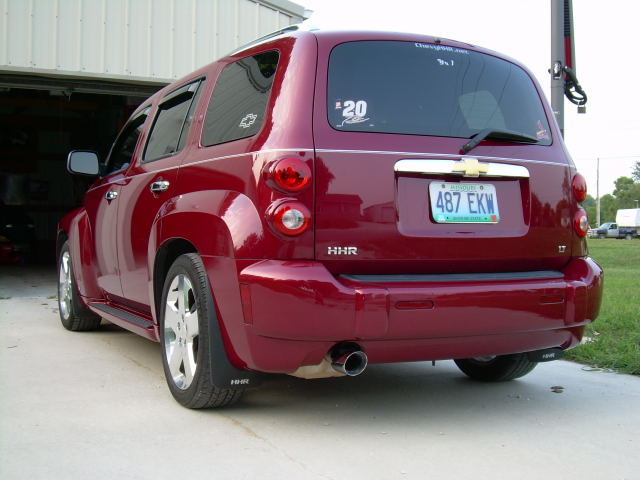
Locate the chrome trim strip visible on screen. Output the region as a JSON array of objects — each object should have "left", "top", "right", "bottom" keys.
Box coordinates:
[
  {"left": 315, "top": 148, "right": 564, "bottom": 167},
  {"left": 183, "top": 148, "right": 314, "bottom": 169},
  {"left": 95, "top": 147, "right": 557, "bottom": 189},
  {"left": 394, "top": 159, "right": 530, "bottom": 178}
]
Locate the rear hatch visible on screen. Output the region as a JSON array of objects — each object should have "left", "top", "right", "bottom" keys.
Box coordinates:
[{"left": 312, "top": 37, "right": 574, "bottom": 275}]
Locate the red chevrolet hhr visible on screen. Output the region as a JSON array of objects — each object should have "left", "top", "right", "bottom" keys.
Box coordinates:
[{"left": 59, "top": 28, "right": 603, "bottom": 408}]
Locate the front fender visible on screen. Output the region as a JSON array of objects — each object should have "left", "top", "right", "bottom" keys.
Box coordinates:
[{"left": 58, "top": 208, "right": 102, "bottom": 300}]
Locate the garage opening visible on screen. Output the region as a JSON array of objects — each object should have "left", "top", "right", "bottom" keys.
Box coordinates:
[{"left": 0, "top": 77, "right": 163, "bottom": 265}]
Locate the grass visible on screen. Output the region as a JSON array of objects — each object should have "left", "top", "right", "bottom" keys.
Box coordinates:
[{"left": 564, "top": 239, "right": 640, "bottom": 374}]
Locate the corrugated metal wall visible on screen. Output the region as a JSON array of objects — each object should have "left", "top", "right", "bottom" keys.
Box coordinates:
[{"left": 0, "top": 0, "right": 304, "bottom": 83}]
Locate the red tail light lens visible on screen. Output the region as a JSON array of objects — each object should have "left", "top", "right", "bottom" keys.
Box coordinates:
[
  {"left": 269, "top": 201, "right": 310, "bottom": 236},
  {"left": 572, "top": 173, "right": 587, "bottom": 203},
  {"left": 574, "top": 209, "right": 588, "bottom": 237},
  {"left": 271, "top": 158, "right": 311, "bottom": 192}
]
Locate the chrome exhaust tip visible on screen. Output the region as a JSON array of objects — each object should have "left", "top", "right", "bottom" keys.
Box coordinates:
[{"left": 330, "top": 344, "right": 368, "bottom": 376}]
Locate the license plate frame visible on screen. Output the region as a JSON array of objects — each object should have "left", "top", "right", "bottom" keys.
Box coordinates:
[{"left": 429, "top": 181, "right": 500, "bottom": 224}]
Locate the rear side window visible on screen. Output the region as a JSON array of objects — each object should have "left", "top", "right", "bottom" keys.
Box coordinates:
[
  {"left": 327, "top": 41, "right": 552, "bottom": 144},
  {"left": 143, "top": 80, "right": 202, "bottom": 162},
  {"left": 202, "top": 50, "right": 279, "bottom": 146}
]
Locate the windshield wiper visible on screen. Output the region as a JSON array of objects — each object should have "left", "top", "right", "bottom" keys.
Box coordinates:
[{"left": 461, "top": 128, "right": 539, "bottom": 154}]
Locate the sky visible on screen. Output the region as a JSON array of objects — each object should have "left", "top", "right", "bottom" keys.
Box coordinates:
[{"left": 300, "top": 0, "right": 640, "bottom": 196}]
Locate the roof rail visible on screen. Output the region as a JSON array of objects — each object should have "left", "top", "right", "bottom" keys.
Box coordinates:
[{"left": 225, "top": 24, "right": 315, "bottom": 58}]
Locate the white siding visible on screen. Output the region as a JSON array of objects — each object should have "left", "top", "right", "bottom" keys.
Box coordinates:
[
  {"left": 56, "top": 0, "right": 82, "bottom": 72},
  {"left": 0, "top": 0, "right": 305, "bottom": 83}
]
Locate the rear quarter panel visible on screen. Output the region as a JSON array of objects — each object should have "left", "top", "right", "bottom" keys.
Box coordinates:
[{"left": 163, "top": 32, "right": 319, "bottom": 260}]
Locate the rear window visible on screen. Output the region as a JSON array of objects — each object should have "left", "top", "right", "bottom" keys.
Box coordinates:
[{"left": 327, "top": 41, "right": 552, "bottom": 144}]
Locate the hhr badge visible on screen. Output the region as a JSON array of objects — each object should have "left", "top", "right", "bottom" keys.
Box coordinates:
[{"left": 327, "top": 246, "right": 358, "bottom": 255}]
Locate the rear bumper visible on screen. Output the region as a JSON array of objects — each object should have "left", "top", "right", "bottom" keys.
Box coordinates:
[{"left": 233, "top": 257, "right": 603, "bottom": 373}]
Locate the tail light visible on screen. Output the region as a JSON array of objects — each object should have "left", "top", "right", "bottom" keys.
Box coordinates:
[
  {"left": 270, "top": 158, "right": 311, "bottom": 193},
  {"left": 574, "top": 209, "right": 588, "bottom": 237},
  {"left": 268, "top": 201, "right": 310, "bottom": 236},
  {"left": 572, "top": 173, "right": 588, "bottom": 237},
  {"left": 572, "top": 173, "right": 587, "bottom": 203}
]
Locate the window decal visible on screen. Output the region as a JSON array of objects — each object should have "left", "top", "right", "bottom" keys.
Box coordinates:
[
  {"left": 536, "top": 120, "right": 550, "bottom": 140},
  {"left": 239, "top": 113, "right": 258, "bottom": 129},
  {"left": 335, "top": 99, "right": 370, "bottom": 127}
]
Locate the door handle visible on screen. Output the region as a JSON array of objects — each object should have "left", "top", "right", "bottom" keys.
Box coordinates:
[
  {"left": 150, "top": 180, "right": 170, "bottom": 193},
  {"left": 105, "top": 190, "right": 118, "bottom": 201}
]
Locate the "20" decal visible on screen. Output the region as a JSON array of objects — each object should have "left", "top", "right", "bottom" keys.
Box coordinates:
[{"left": 343, "top": 100, "right": 368, "bottom": 117}]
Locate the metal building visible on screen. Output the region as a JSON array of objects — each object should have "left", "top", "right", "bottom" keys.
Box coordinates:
[
  {"left": 1, "top": 0, "right": 305, "bottom": 91},
  {"left": 0, "top": 0, "right": 306, "bottom": 263}
]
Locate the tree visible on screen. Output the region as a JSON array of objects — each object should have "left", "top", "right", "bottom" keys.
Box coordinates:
[
  {"left": 598, "top": 194, "right": 618, "bottom": 223},
  {"left": 583, "top": 194, "right": 596, "bottom": 226},
  {"left": 613, "top": 176, "right": 640, "bottom": 209},
  {"left": 587, "top": 175, "right": 640, "bottom": 227},
  {"left": 613, "top": 176, "right": 634, "bottom": 196},
  {"left": 633, "top": 161, "right": 640, "bottom": 182}
]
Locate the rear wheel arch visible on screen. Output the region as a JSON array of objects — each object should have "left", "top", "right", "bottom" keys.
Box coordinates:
[
  {"left": 153, "top": 238, "right": 198, "bottom": 321},
  {"left": 153, "top": 191, "right": 263, "bottom": 258},
  {"left": 149, "top": 196, "right": 250, "bottom": 319}
]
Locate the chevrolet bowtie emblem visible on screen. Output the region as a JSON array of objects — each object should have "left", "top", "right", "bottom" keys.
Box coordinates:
[{"left": 452, "top": 158, "right": 489, "bottom": 177}]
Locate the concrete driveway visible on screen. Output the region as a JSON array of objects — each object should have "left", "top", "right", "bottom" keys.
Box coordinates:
[{"left": 1, "top": 266, "right": 639, "bottom": 479}]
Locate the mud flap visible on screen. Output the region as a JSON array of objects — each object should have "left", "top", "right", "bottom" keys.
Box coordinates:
[
  {"left": 527, "top": 348, "right": 564, "bottom": 362},
  {"left": 204, "top": 283, "right": 263, "bottom": 390}
]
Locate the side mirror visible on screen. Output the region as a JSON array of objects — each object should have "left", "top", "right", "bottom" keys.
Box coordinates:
[{"left": 67, "top": 150, "right": 100, "bottom": 176}]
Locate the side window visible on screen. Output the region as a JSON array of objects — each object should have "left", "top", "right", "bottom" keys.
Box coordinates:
[
  {"left": 103, "top": 108, "right": 149, "bottom": 175},
  {"left": 202, "top": 50, "right": 279, "bottom": 146},
  {"left": 143, "top": 80, "right": 202, "bottom": 162}
]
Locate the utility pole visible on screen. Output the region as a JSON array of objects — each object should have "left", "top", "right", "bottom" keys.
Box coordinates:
[
  {"left": 550, "top": 0, "right": 566, "bottom": 136},
  {"left": 550, "top": 0, "right": 587, "bottom": 138}
]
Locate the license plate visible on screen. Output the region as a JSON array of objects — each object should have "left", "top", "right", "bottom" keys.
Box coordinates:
[{"left": 429, "top": 181, "right": 500, "bottom": 224}]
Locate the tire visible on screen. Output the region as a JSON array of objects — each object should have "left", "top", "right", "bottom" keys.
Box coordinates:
[
  {"left": 625, "top": 234, "right": 633, "bottom": 240},
  {"left": 454, "top": 353, "right": 537, "bottom": 382},
  {"left": 57, "top": 241, "right": 101, "bottom": 331},
  {"left": 159, "top": 253, "right": 243, "bottom": 409}
]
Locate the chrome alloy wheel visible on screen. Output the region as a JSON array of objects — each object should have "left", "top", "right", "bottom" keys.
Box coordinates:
[
  {"left": 163, "top": 274, "right": 200, "bottom": 390},
  {"left": 58, "top": 251, "right": 72, "bottom": 320}
]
